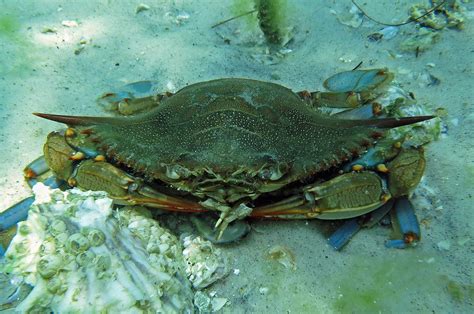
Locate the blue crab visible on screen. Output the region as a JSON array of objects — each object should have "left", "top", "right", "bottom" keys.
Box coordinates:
[{"left": 1, "top": 69, "right": 433, "bottom": 250}]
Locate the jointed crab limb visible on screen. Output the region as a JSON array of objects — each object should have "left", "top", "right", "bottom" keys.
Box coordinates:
[
  {"left": 97, "top": 80, "right": 173, "bottom": 115},
  {"left": 251, "top": 172, "right": 391, "bottom": 219},
  {"left": 327, "top": 218, "right": 361, "bottom": 250},
  {"left": 25, "top": 72, "right": 434, "bottom": 249},
  {"left": 327, "top": 200, "right": 394, "bottom": 250},
  {"left": 40, "top": 130, "right": 207, "bottom": 213},
  {"left": 386, "top": 148, "right": 426, "bottom": 197},
  {"left": 1, "top": 156, "right": 66, "bottom": 254},
  {"left": 334, "top": 103, "right": 384, "bottom": 120},
  {"left": 199, "top": 199, "right": 252, "bottom": 239},
  {"left": 67, "top": 158, "right": 205, "bottom": 213},
  {"left": 0, "top": 197, "right": 34, "bottom": 256},
  {"left": 0, "top": 197, "right": 34, "bottom": 232},
  {"left": 385, "top": 197, "right": 421, "bottom": 248},
  {"left": 298, "top": 69, "right": 394, "bottom": 108},
  {"left": 23, "top": 156, "right": 49, "bottom": 180}
]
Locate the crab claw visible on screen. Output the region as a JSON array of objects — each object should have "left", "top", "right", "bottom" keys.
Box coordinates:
[
  {"left": 385, "top": 197, "right": 420, "bottom": 249},
  {"left": 0, "top": 197, "right": 34, "bottom": 232},
  {"left": 97, "top": 80, "right": 165, "bottom": 115},
  {"left": 302, "top": 69, "right": 395, "bottom": 108},
  {"left": 327, "top": 200, "right": 395, "bottom": 250},
  {"left": 23, "top": 156, "right": 49, "bottom": 179},
  {"left": 327, "top": 218, "right": 361, "bottom": 251}
]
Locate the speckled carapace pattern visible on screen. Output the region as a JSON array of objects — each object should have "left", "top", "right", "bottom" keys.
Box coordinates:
[{"left": 81, "top": 79, "right": 381, "bottom": 179}]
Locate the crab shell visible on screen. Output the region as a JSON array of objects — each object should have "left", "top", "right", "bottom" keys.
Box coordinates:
[{"left": 35, "top": 78, "right": 430, "bottom": 205}]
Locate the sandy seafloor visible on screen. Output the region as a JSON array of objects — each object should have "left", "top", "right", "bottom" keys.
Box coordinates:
[{"left": 0, "top": 0, "right": 473, "bottom": 313}]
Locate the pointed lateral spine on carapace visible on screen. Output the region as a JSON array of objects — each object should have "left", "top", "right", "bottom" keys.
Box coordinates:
[{"left": 33, "top": 113, "right": 126, "bottom": 126}]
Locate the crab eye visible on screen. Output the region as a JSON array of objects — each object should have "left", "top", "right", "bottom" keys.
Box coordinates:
[
  {"left": 258, "top": 166, "right": 285, "bottom": 181},
  {"left": 258, "top": 169, "right": 272, "bottom": 180},
  {"left": 165, "top": 165, "right": 181, "bottom": 179},
  {"left": 165, "top": 164, "right": 191, "bottom": 180}
]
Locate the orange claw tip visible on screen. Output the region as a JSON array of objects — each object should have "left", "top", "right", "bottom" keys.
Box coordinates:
[{"left": 24, "top": 168, "right": 37, "bottom": 179}]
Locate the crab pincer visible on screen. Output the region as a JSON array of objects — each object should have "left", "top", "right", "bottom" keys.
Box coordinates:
[{"left": 385, "top": 197, "right": 421, "bottom": 248}]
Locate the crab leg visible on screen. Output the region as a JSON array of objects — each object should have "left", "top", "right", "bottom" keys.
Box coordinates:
[
  {"left": 385, "top": 197, "right": 420, "bottom": 249},
  {"left": 327, "top": 200, "right": 394, "bottom": 250},
  {"left": 0, "top": 197, "right": 31, "bottom": 255},
  {"left": 298, "top": 69, "right": 394, "bottom": 108},
  {"left": 97, "top": 80, "right": 173, "bottom": 115},
  {"left": 327, "top": 219, "right": 360, "bottom": 251},
  {"left": 0, "top": 197, "right": 34, "bottom": 232},
  {"left": 1, "top": 155, "right": 65, "bottom": 254},
  {"left": 251, "top": 172, "right": 391, "bottom": 219},
  {"left": 67, "top": 159, "right": 206, "bottom": 213},
  {"left": 2, "top": 153, "right": 67, "bottom": 233},
  {"left": 23, "top": 156, "right": 49, "bottom": 179},
  {"left": 38, "top": 131, "right": 207, "bottom": 213}
]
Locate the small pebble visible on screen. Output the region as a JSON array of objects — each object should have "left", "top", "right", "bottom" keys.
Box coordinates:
[
  {"left": 62, "top": 20, "right": 78, "bottom": 28},
  {"left": 41, "top": 27, "right": 57, "bottom": 34},
  {"left": 270, "top": 72, "right": 281, "bottom": 80},
  {"left": 437, "top": 240, "right": 451, "bottom": 251},
  {"left": 211, "top": 298, "right": 228, "bottom": 312},
  {"left": 457, "top": 237, "right": 470, "bottom": 246},
  {"left": 136, "top": 4, "right": 150, "bottom": 14}
]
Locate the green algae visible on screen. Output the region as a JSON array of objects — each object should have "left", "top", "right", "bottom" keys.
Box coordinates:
[
  {"left": 254, "top": 0, "right": 289, "bottom": 45},
  {"left": 231, "top": 0, "right": 259, "bottom": 29},
  {"left": 231, "top": 0, "right": 292, "bottom": 46},
  {"left": 258, "top": 260, "right": 328, "bottom": 312},
  {"left": 445, "top": 276, "right": 474, "bottom": 304},
  {"left": 0, "top": 15, "right": 20, "bottom": 38},
  {"left": 332, "top": 252, "right": 448, "bottom": 312},
  {"left": 0, "top": 13, "right": 34, "bottom": 76}
]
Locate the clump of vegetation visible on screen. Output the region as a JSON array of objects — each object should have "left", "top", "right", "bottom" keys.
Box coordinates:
[
  {"left": 254, "top": 0, "right": 289, "bottom": 45},
  {"left": 215, "top": 0, "right": 292, "bottom": 47}
]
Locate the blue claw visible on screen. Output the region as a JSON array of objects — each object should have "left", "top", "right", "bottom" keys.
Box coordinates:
[
  {"left": 98, "top": 81, "right": 159, "bottom": 104},
  {"left": 328, "top": 200, "right": 397, "bottom": 250},
  {"left": 2, "top": 174, "right": 63, "bottom": 232},
  {"left": 0, "top": 196, "right": 34, "bottom": 231},
  {"left": 342, "top": 147, "right": 377, "bottom": 172},
  {"left": 328, "top": 218, "right": 361, "bottom": 251},
  {"left": 384, "top": 239, "right": 409, "bottom": 249},
  {"left": 23, "top": 156, "right": 48, "bottom": 179},
  {"left": 385, "top": 197, "right": 420, "bottom": 249},
  {"left": 27, "top": 175, "right": 64, "bottom": 189},
  {"left": 75, "top": 146, "right": 100, "bottom": 158},
  {"left": 323, "top": 69, "right": 392, "bottom": 93},
  {"left": 42, "top": 176, "right": 64, "bottom": 189}
]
